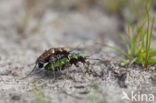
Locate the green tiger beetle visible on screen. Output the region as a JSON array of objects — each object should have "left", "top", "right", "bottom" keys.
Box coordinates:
[
  {"left": 44, "top": 52, "right": 93, "bottom": 73},
  {"left": 22, "top": 48, "right": 99, "bottom": 79}
]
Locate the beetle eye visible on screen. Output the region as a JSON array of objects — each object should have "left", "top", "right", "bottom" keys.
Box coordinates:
[{"left": 38, "top": 63, "right": 43, "bottom": 68}]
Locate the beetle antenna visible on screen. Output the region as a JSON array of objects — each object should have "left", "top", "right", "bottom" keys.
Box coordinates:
[
  {"left": 86, "top": 57, "right": 106, "bottom": 62},
  {"left": 20, "top": 64, "right": 37, "bottom": 80}
]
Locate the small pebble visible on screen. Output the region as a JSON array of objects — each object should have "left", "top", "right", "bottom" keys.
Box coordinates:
[
  {"left": 11, "top": 95, "right": 21, "bottom": 101},
  {"left": 12, "top": 72, "right": 19, "bottom": 77}
]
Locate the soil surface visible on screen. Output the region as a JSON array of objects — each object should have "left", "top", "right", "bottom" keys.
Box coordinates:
[{"left": 0, "top": 0, "right": 156, "bottom": 103}]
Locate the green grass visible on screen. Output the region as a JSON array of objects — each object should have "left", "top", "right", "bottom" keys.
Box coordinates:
[
  {"left": 32, "top": 87, "right": 51, "bottom": 103},
  {"left": 104, "top": 0, "right": 156, "bottom": 69},
  {"left": 102, "top": 0, "right": 127, "bottom": 13},
  {"left": 15, "top": 0, "right": 42, "bottom": 39}
]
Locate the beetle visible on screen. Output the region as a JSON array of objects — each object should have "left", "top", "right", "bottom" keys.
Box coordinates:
[
  {"left": 44, "top": 52, "right": 92, "bottom": 73},
  {"left": 21, "top": 48, "right": 97, "bottom": 79}
]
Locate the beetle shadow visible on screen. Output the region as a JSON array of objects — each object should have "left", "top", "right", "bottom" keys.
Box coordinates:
[
  {"left": 33, "top": 69, "right": 65, "bottom": 80},
  {"left": 30, "top": 65, "right": 88, "bottom": 81}
]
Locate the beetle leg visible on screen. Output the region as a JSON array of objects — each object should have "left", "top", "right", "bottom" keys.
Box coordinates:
[{"left": 52, "top": 69, "right": 56, "bottom": 80}]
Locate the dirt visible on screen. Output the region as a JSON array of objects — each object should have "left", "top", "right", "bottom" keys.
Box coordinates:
[{"left": 0, "top": 0, "right": 156, "bottom": 103}]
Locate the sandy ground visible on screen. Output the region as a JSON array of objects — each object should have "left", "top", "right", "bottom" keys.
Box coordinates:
[{"left": 0, "top": 0, "right": 156, "bottom": 103}]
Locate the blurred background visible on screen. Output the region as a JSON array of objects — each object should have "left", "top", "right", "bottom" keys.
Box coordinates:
[
  {"left": 1, "top": 0, "right": 156, "bottom": 51},
  {"left": 0, "top": 0, "right": 156, "bottom": 48}
]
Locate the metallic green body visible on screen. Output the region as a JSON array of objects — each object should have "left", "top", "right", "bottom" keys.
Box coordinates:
[
  {"left": 78, "top": 52, "right": 86, "bottom": 57},
  {"left": 44, "top": 52, "right": 87, "bottom": 70},
  {"left": 71, "top": 53, "right": 77, "bottom": 59},
  {"left": 45, "top": 57, "right": 69, "bottom": 70}
]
